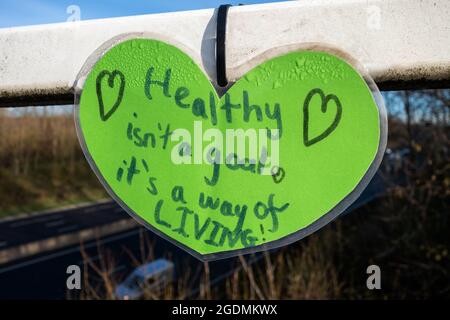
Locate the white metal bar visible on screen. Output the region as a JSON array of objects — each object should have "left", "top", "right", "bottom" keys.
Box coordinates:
[{"left": 0, "top": 0, "right": 449, "bottom": 107}]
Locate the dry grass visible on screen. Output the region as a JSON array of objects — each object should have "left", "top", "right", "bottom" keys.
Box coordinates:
[
  {"left": 0, "top": 108, "right": 107, "bottom": 216},
  {"left": 226, "top": 236, "right": 342, "bottom": 299},
  {"left": 0, "top": 89, "right": 448, "bottom": 299},
  {"left": 74, "top": 229, "right": 199, "bottom": 300},
  {"left": 70, "top": 89, "right": 449, "bottom": 300},
  {"left": 73, "top": 228, "right": 344, "bottom": 300},
  {"left": 0, "top": 111, "right": 77, "bottom": 174}
]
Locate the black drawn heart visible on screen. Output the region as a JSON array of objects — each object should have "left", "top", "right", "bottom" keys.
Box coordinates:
[
  {"left": 303, "top": 88, "right": 342, "bottom": 147},
  {"left": 96, "top": 70, "right": 125, "bottom": 121}
]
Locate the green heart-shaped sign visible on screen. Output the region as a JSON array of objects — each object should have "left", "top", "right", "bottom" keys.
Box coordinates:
[{"left": 76, "top": 38, "right": 385, "bottom": 260}]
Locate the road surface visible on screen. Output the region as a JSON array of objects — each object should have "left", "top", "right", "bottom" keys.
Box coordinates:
[
  {"left": 0, "top": 201, "right": 131, "bottom": 250},
  {"left": 0, "top": 173, "right": 385, "bottom": 299}
]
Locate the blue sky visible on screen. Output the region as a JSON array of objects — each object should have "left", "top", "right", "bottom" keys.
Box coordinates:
[{"left": 0, "top": 0, "right": 289, "bottom": 28}]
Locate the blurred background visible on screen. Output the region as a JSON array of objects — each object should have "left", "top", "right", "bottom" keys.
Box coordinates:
[
  {"left": 0, "top": 0, "right": 448, "bottom": 299},
  {"left": 0, "top": 89, "right": 448, "bottom": 299}
]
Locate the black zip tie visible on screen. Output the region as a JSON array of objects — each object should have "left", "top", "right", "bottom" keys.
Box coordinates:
[{"left": 216, "top": 4, "right": 232, "bottom": 87}]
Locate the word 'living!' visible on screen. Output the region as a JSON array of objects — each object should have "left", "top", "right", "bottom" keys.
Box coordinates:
[{"left": 145, "top": 67, "right": 282, "bottom": 172}]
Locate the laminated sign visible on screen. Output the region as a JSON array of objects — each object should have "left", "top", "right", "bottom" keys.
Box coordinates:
[{"left": 75, "top": 35, "right": 387, "bottom": 260}]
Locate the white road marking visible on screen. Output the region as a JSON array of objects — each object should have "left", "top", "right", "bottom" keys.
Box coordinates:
[
  {"left": 99, "top": 203, "right": 115, "bottom": 210},
  {"left": 45, "top": 219, "right": 66, "bottom": 228},
  {"left": 9, "top": 214, "right": 63, "bottom": 228},
  {"left": 57, "top": 225, "right": 78, "bottom": 233},
  {"left": 35, "top": 215, "right": 64, "bottom": 223},
  {"left": 83, "top": 203, "right": 115, "bottom": 213}
]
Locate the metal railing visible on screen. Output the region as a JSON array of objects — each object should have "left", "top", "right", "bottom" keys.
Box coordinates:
[{"left": 0, "top": 0, "right": 449, "bottom": 107}]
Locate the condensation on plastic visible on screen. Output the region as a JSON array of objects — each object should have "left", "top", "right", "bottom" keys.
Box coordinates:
[{"left": 73, "top": 32, "right": 388, "bottom": 261}]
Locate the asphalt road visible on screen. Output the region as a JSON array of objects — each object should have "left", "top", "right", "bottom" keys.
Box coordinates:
[
  {"left": 0, "top": 173, "right": 385, "bottom": 299},
  {"left": 0, "top": 226, "right": 247, "bottom": 299},
  {"left": 0, "top": 201, "right": 129, "bottom": 250}
]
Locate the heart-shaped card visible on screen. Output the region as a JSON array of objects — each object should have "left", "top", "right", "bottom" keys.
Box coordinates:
[{"left": 75, "top": 36, "right": 386, "bottom": 260}]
